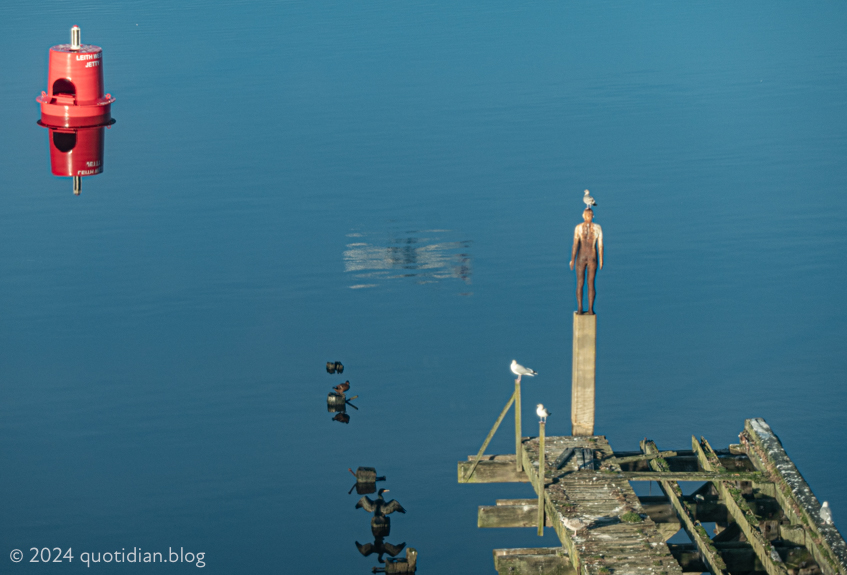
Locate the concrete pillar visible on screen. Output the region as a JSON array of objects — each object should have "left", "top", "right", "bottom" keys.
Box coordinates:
[{"left": 571, "top": 312, "right": 595, "bottom": 436}]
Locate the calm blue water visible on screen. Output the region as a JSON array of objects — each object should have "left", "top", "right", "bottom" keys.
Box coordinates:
[{"left": 2, "top": 1, "right": 846, "bottom": 573}]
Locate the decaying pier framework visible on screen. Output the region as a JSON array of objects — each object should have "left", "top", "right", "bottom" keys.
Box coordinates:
[{"left": 458, "top": 418, "right": 847, "bottom": 575}]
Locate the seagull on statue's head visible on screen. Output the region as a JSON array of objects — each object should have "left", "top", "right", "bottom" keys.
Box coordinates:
[
  {"left": 536, "top": 404, "right": 550, "bottom": 424},
  {"left": 510, "top": 360, "right": 537, "bottom": 383},
  {"left": 583, "top": 189, "right": 597, "bottom": 209}
]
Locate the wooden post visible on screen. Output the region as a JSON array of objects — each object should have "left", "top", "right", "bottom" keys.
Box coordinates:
[
  {"left": 537, "top": 421, "right": 546, "bottom": 536},
  {"left": 571, "top": 312, "right": 596, "bottom": 436},
  {"left": 464, "top": 391, "right": 517, "bottom": 482},
  {"left": 515, "top": 378, "right": 522, "bottom": 473}
]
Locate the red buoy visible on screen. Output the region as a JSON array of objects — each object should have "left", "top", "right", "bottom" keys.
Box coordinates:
[
  {"left": 36, "top": 26, "right": 115, "bottom": 128},
  {"left": 37, "top": 27, "right": 115, "bottom": 195}
]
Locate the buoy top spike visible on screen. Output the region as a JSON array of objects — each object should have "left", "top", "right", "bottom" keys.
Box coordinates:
[{"left": 70, "top": 26, "right": 81, "bottom": 50}]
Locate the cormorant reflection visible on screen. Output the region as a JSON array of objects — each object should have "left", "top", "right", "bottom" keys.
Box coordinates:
[
  {"left": 349, "top": 473, "right": 417, "bottom": 572},
  {"left": 356, "top": 538, "right": 405, "bottom": 563},
  {"left": 357, "top": 490, "right": 406, "bottom": 549}
]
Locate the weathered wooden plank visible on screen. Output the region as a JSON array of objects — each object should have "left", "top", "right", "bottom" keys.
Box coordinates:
[
  {"left": 693, "top": 435, "right": 789, "bottom": 575},
  {"left": 520, "top": 436, "right": 683, "bottom": 575},
  {"left": 520, "top": 443, "right": 580, "bottom": 571},
  {"left": 579, "top": 447, "right": 595, "bottom": 470},
  {"left": 618, "top": 470, "right": 763, "bottom": 481},
  {"left": 639, "top": 495, "right": 780, "bottom": 524},
  {"left": 613, "top": 452, "right": 756, "bottom": 473},
  {"left": 458, "top": 455, "right": 529, "bottom": 483},
  {"left": 463, "top": 391, "right": 516, "bottom": 482},
  {"left": 553, "top": 447, "right": 574, "bottom": 470},
  {"left": 642, "top": 439, "right": 728, "bottom": 575},
  {"left": 742, "top": 417, "right": 847, "bottom": 575},
  {"left": 780, "top": 523, "right": 807, "bottom": 546},
  {"left": 479, "top": 503, "right": 553, "bottom": 528},
  {"left": 613, "top": 450, "right": 678, "bottom": 464},
  {"left": 497, "top": 498, "right": 537, "bottom": 506},
  {"left": 573, "top": 447, "right": 589, "bottom": 470},
  {"left": 669, "top": 542, "right": 816, "bottom": 572},
  {"left": 493, "top": 548, "right": 574, "bottom": 575},
  {"left": 463, "top": 423, "right": 840, "bottom": 575}
]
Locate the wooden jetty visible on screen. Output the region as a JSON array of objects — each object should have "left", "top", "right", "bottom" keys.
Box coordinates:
[
  {"left": 459, "top": 221, "right": 846, "bottom": 573},
  {"left": 459, "top": 418, "right": 847, "bottom": 575}
]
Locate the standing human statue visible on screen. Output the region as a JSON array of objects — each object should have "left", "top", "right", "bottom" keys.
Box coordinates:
[{"left": 570, "top": 208, "right": 603, "bottom": 314}]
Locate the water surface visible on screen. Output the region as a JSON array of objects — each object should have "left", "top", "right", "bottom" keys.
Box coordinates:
[{"left": 1, "top": 1, "right": 846, "bottom": 573}]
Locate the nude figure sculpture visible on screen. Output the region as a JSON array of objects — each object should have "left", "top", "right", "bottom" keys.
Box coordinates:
[{"left": 570, "top": 208, "right": 603, "bottom": 315}]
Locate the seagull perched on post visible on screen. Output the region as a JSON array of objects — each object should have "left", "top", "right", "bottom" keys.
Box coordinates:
[
  {"left": 510, "top": 360, "right": 537, "bottom": 383},
  {"left": 821, "top": 501, "right": 833, "bottom": 525},
  {"left": 583, "top": 189, "right": 597, "bottom": 209},
  {"left": 536, "top": 404, "right": 550, "bottom": 424}
]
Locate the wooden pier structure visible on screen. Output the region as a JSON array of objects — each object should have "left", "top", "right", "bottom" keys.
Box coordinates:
[
  {"left": 459, "top": 418, "right": 847, "bottom": 575},
  {"left": 458, "top": 213, "right": 846, "bottom": 573}
]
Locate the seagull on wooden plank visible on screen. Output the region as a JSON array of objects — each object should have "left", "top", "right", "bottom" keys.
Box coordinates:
[
  {"left": 821, "top": 501, "right": 833, "bottom": 525},
  {"left": 562, "top": 516, "right": 590, "bottom": 535},
  {"left": 536, "top": 404, "right": 550, "bottom": 424},
  {"left": 583, "top": 189, "right": 597, "bottom": 209},
  {"left": 511, "top": 360, "right": 537, "bottom": 383}
]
